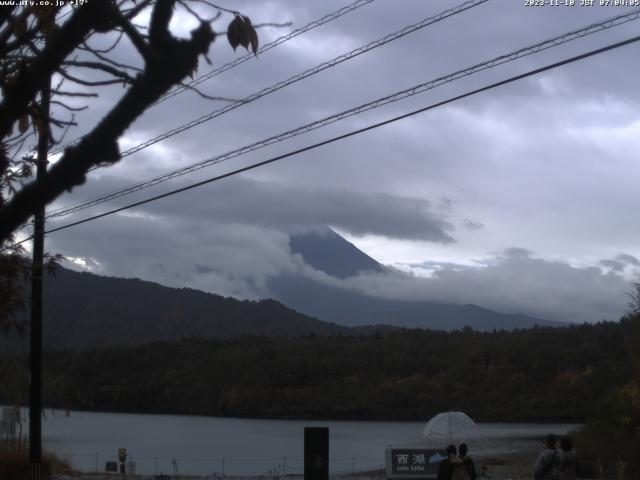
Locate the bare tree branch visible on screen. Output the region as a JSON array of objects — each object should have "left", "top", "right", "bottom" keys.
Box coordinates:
[
  {"left": 177, "top": 81, "right": 239, "bottom": 102},
  {"left": 111, "top": 9, "right": 155, "bottom": 62},
  {"left": 149, "top": 0, "right": 175, "bottom": 48},
  {"left": 87, "top": 47, "right": 143, "bottom": 73},
  {"left": 195, "top": 1, "right": 238, "bottom": 15},
  {"left": 50, "top": 89, "right": 99, "bottom": 98},
  {"left": 50, "top": 101, "right": 88, "bottom": 112},
  {"left": 62, "top": 60, "right": 137, "bottom": 82},
  {"left": 123, "top": 0, "right": 154, "bottom": 20},
  {"left": 79, "top": 30, "right": 125, "bottom": 54},
  {"left": 0, "top": 13, "right": 217, "bottom": 240},
  {"left": 0, "top": 1, "right": 104, "bottom": 138},
  {"left": 57, "top": 68, "right": 129, "bottom": 87},
  {"left": 0, "top": 0, "right": 265, "bottom": 252}
]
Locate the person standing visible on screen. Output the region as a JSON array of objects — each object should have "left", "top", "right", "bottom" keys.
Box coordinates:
[
  {"left": 534, "top": 434, "right": 560, "bottom": 480},
  {"left": 558, "top": 436, "right": 577, "bottom": 480},
  {"left": 456, "top": 443, "right": 477, "bottom": 480},
  {"left": 437, "top": 445, "right": 458, "bottom": 480}
]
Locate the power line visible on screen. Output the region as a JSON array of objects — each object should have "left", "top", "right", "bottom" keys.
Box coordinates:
[
  {"left": 45, "top": 7, "right": 640, "bottom": 221},
  {"left": 49, "top": 0, "right": 490, "bottom": 163},
  {"left": 156, "top": 0, "right": 377, "bottom": 104},
  {"left": 6, "top": 0, "right": 486, "bottom": 242},
  {"left": 50, "top": 0, "right": 377, "bottom": 155},
  {"left": 15, "top": 33, "right": 640, "bottom": 246}
]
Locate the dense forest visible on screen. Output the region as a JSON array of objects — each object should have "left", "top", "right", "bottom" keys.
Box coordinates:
[{"left": 1, "top": 318, "right": 638, "bottom": 422}]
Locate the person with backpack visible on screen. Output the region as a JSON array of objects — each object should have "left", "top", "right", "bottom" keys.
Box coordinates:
[
  {"left": 534, "top": 434, "right": 560, "bottom": 480},
  {"left": 558, "top": 436, "right": 578, "bottom": 480},
  {"left": 453, "top": 443, "right": 477, "bottom": 480},
  {"left": 437, "top": 445, "right": 458, "bottom": 480}
]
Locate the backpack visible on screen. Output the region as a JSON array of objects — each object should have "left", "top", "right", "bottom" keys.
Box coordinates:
[
  {"left": 535, "top": 450, "right": 558, "bottom": 480},
  {"left": 463, "top": 458, "right": 477, "bottom": 480},
  {"left": 451, "top": 461, "right": 471, "bottom": 480}
]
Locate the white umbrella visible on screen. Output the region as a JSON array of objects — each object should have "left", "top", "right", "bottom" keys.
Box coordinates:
[{"left": 422, "top": 411, "right": 476, "bottom": 444}]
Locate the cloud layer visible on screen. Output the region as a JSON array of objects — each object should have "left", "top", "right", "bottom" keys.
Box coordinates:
[{"left": 30, "top": 0, "right": 640, "bottom": 325}]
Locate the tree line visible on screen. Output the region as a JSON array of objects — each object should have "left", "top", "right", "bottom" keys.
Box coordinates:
[{"left": 1, "top": 318, "right": 637, "bottom": 422}]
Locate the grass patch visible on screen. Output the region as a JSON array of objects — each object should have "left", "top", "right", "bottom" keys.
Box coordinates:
[
  {"left": 572, "top": 423, "right": 640, "bottom": 479},
  {"left": 0, "top": 444, "right": 73, "bottom": 480}
]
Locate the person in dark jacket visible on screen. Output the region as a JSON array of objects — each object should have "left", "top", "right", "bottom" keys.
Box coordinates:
[
  {"left": 437, "top": 445, "right": 458, "bottom": 480},
  {"left": 456, "top": 443, "right": 477, "bottom": 480},
  {"left": 534, "top": 434, "right": 560, "bottom": 480},
  {"left": 559, "top": 436, "right": 577, "bottom": 480}
]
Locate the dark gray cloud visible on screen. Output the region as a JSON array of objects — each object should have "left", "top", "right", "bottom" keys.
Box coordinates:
[
  {"left": 50, "top": 175, "right": 455, "bottom": 242},
  {"left": 343, "top": 249, "right": 634, "bottom": 323},
  {"left": 599, "top": 253, "right": 640, "bottom": 273},
  {"left": 52, "top": 216, "right": 298, "bottom": 299},
  {"left": 462, "top": 218, "right": 484, "bottom": 231},
  {"left": 56, "top": 221, "right": 634, "bottom": 323},
  {"left": 600, "top": 259, "right": 625, "bottom": 272},
  {"left": 616, "top": 254, "right": 640, "bottom": 266},
  {"left": 29, "top": 0, "right": 640, "bottom": 325},
  {"left": 144, "top": 177, "right": 455, "bottom": 242}
]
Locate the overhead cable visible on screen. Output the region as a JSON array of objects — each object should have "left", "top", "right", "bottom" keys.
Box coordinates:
[
  {"left": 45, "top": 7, "right": 640, "bottom": 221},
  {"left": 50, "top": 0, "right": 377, "bottom": 155},
  {"left": 20, "top": 33, "right": 640, "bottom": 245},
  {"left": 49, "top": 0, "right": 490, "bottom": 161},
  {"left": 156, "top": 0, "right": 378, "bottom": 104}
]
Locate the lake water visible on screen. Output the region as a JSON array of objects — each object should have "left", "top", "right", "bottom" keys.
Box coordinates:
[{"left": 26, "top": 409, "right": 576, "bottom": 476}]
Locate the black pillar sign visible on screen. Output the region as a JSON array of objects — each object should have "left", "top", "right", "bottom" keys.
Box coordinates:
[{"left": 304, "top": 427, "right": 329, "bottom": 480}]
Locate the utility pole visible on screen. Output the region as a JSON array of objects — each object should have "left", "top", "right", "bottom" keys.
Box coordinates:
[{"left": 30, "top": 74, "right": 50, "bottom": 480}]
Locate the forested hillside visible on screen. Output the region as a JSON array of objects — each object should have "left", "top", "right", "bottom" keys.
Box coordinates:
[
  {"left": 3, "top": 267, "right": 350, "bottom": 351},
  {"left": 2, "top": 318, "right": 637, "bottom": 422},
  {"left": 2, "top": 264, "right": 559, "bottom": 352}
]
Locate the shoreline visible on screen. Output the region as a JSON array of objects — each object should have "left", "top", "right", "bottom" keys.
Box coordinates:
[
  {"left": 50, "top": 449, "right": 542, "bottom": 480},
  {"left": 3, "top": 408, "right": 574, "bottom": 478},
  {"left": 5, "top": 404, "right": 586, "bottom": 424}
]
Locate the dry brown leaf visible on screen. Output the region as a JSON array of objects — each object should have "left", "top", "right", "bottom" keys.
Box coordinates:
[
  {"left": 227, "top": 15, "right": 243, "bottom": 51},
  {"left": 243, "top": 16, "right": 258, "bottom": 56},
  {"left": 227, "top": 15, "right": 257, "bottom": 53}
]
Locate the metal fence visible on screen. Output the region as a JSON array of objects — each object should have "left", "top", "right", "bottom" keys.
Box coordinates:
[{"left": 59, "top": 452, "right": 385, "bottom": 478}]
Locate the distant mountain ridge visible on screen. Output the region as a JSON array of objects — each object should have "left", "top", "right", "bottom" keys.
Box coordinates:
[
  {"left": 275, "top": 228, "right": 559, "bottom": 330},
  {"left": 3, "top": 229, "right": 560, "bottom": 352},
  {"left": 268, "top": 274, "right": 554, "bottom": 330}
]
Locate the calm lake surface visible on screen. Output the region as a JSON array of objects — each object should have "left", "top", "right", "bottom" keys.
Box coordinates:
[{"left": 31, "top": 409, "right": 577, "bottom": 475}]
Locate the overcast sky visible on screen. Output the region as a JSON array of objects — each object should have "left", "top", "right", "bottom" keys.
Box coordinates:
[{"left": 27, "top": 0, "right": 640, "bottom": 323}]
